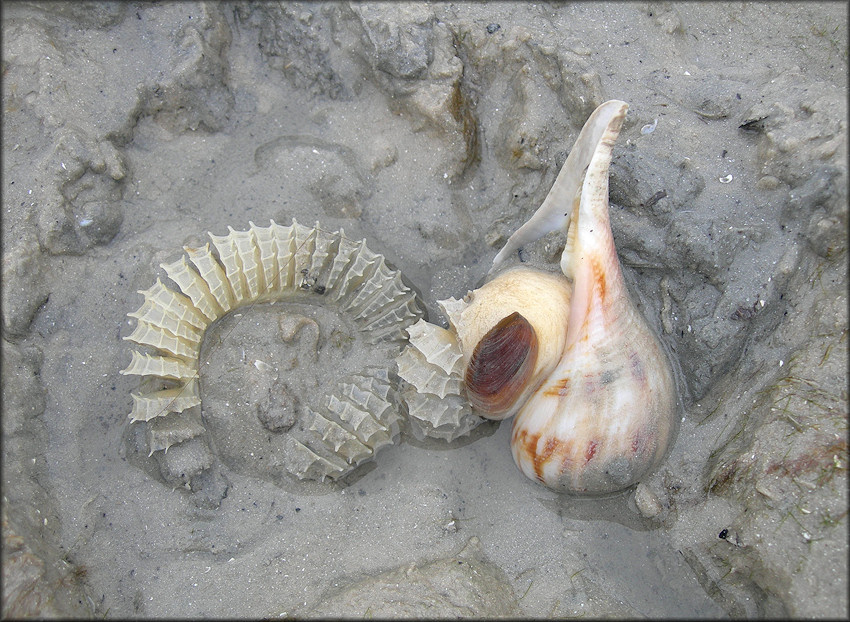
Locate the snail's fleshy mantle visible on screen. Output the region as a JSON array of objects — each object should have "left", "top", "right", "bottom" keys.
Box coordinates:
[{"left": 397, "top": 100, "right": 680, "bottom": 495}]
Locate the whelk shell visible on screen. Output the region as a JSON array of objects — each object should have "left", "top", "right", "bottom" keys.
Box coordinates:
[
  {"left": 396, "top": 100, "right": 680, "bottom": 494},
  {"left": 122, "top": 219, "right": 423, "bottom": 483}
]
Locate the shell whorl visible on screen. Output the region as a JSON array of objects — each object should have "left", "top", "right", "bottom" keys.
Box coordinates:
[{"left": 122, "top": 219, "right": 423, "bottom": 482}]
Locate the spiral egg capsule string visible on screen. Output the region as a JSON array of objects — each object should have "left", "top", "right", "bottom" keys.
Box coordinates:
[{"left": 122, "top": 219, "right": 425, "bottom": 484}]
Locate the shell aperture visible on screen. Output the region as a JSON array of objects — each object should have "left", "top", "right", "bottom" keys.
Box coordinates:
[{"left": 396, "top": 100, "right": 679, "bottom": 495}]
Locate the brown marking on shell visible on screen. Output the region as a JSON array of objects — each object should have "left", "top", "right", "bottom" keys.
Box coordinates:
[
  {"left": 594, "top": 249, "right": 612, "bottom": 301},
  {"left": 515, "top": 428, "right": 553, "bottom": 484},
  {"left": 581, "top": 374, "right": 602, "bottom": 398},
  {"left": 630, "top": 430, "right": 642, "bottom": 455},
  {"left": 518, "top": 430, "right": 544, "bottom": 482},
  {"left": 544, "top": 376, "right": 570, "bottom": 398},
  {"left": 580, "top": 256, "right": 609, "bottom": 340},
  {"left": 584, "top": 439, "right": 599, "bottom": 465},
  {"left": 541, "top": 437, "right": 560, "bottom": 472},
  {"left": 464, "top": 312, "right": 539, "bottom": 417},
  {"left": 516, "top": 422, "right": 608, "bottom": 489}
]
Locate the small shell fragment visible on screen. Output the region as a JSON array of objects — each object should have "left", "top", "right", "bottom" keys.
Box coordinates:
[
  {"left": 633, "top": 482, "right": 663, "bottom": 518},
  {"left": 253, "top": 359, "right": 275, "bottom": 373},
  {"left": 641, "top": 118, "right": 658, "bottom": 134}
]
